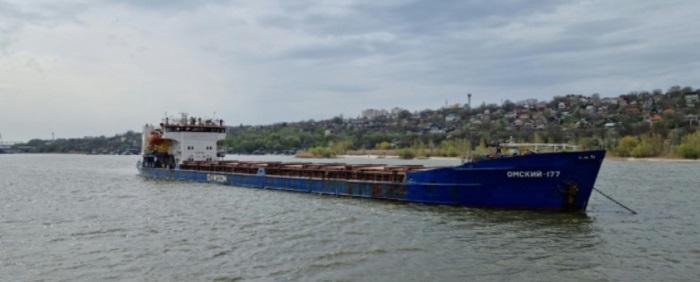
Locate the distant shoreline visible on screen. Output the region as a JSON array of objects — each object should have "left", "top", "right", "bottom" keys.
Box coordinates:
[{"left": 3, "top": 152, "right": 698, "bottom": 162}]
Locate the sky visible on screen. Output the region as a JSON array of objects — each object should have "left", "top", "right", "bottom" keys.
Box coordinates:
[{"left": 1, "top": 0, "right": 699, "bottom": 141}]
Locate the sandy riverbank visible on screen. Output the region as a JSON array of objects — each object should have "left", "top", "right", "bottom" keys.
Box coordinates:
[{"left": 603, "top": 155, "right": 700, "bottom": 162}]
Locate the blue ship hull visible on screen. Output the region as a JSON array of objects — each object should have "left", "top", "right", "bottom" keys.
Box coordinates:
[{"left": 138, "top": 150, "right": 605, "bottom": 211}]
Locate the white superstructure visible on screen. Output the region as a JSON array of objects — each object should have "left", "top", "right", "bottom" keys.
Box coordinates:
[{"left": 142, "top": 114, "right": 226, "bottom": 168}]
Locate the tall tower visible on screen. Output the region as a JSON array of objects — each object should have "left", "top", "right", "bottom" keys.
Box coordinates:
[{"left": 467, "top": 93, "right": 472, "bottom": 108}]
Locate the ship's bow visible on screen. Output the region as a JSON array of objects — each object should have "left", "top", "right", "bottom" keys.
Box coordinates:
[{"left": 406, "top": 150, "right": 606, "bottom": 211}]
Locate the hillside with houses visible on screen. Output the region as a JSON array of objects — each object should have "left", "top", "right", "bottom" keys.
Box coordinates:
[
  {"left": 8, "top": 86, "right": 700, "bottom": 159},
  {"left": 225, "top": 86, "right": 699, "bottom": 158}
]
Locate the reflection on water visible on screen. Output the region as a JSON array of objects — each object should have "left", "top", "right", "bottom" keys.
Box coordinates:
[{"left": 1, "top": 154, "right": 698, "bottom": 281}]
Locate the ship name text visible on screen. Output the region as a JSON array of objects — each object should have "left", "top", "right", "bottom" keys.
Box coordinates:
[
  {"left": 507, "top": 170, "right": 560, "bottom": 178},
  {"left": 207, "top": 174, "right": 228, "bottom": 183}
]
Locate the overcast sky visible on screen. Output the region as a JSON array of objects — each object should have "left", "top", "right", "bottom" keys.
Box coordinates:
[{"left": 1, "top": 0, "right": 699, "bottom": 141}]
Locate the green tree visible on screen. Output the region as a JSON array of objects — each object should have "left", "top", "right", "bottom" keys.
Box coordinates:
[
  {"left": 676, "top": 130, "right": 700, "bottom": 159},
  {"left": 308, "top": 146, "right": 335, "bottom": 158},
  {"left": 375, "top": 141, "right": 392, "bottom": 150},
  {"left": 397, "top": 148, "right": 416, "bottom": 159},
  {"left": 473, "top": 138, "right": 489, "bottom": 156},
  {"left": 614, "top": 136, "right": 638, "bottom": 157},
  {"left": 630, "top": 135, "right": 663, "bottom": 158}
]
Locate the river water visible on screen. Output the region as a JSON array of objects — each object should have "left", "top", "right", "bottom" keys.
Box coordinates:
[{"left": 1, "top": 154, "right": 698, "bottom": 281}]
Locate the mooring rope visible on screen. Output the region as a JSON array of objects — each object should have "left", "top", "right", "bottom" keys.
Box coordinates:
[{"left": 593, "top": 187, "right": 638, "bottom": 215}]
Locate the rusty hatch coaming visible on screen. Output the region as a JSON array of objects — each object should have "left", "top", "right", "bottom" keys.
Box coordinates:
[{"left": 179, "top": 160, "right": 426, "bottom": 183}]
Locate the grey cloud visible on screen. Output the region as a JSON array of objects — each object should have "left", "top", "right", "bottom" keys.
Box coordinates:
[
  {"left": 279, "top": 38, "right": 401, "bottom": 62},
  {"left": 264, "top": 0, "right": 577, "bottom": 72},
  {"left": 0, "top": 0, "right": 91, "bottom": 51},
  {"left": 352, "top": 1, "right": 699, "bottom": 92},
  {"left": 100, "top": 0, "right": 232, "bottom": 12},
  {"left": 1, "top": 0, "right": 700, "bottom": 140},
  {"left": 359, "top": 0, "right": 567, "bottom": 34},
  {"left": 317, "top": 84, "right": 373, "bottom": 94},
  {"left": 162, "top": 0, "right": 700, "bottom": 100},
  {"left": 267, "top": 0, "right": 568, "bottom": 36}
]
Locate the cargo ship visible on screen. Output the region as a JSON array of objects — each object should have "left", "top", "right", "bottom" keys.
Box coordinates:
[{"left": 137, "top": 115, "right": 605, "bottom": 211}]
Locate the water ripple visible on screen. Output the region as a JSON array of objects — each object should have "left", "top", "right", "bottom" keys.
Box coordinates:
[{"left": 1, "top": 154, "right": 699, "bottom": 281}]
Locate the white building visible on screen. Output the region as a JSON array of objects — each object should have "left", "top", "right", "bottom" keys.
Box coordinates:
[
  {"left": 445, "top": 113, "right": 460, "bottom": 122},
  {"left": 685, "top": 93, "right": 699, "bottom": 107},
  {"left": 361, "top": 109, "right": 388, "bottom": 120}
]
